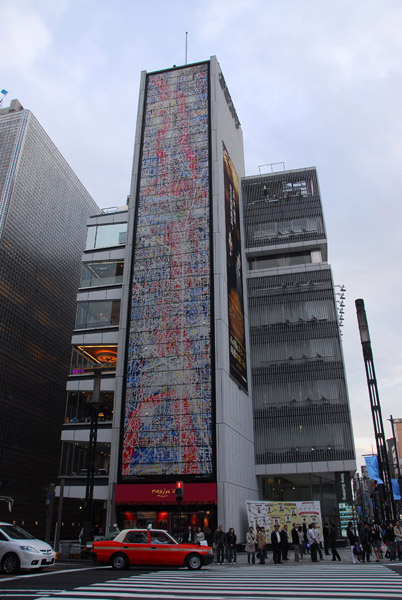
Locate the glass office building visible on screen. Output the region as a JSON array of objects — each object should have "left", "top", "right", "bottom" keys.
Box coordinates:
[
  {"left": 0, "top": 100, "right": 99, "bottom": 536},
  {"left": 242, "top": 168, "right": 356, "bottom": 523}
]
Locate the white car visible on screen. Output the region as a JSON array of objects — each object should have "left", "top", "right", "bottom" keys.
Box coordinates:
[{"left": 0, "top": 522, "right": 56, "bottom": 574}]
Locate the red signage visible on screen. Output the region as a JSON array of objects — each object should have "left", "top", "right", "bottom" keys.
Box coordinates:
[{"left": 115, "top": 482, "right": 217, "bottom": 505}]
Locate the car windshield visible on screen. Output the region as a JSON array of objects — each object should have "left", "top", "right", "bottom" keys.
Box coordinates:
[
  {"left": 104, "top": 531, "right": 118, "bottom": 541},
  {"left": 0, "top": 525, "right": 36, "bottom": 540}
]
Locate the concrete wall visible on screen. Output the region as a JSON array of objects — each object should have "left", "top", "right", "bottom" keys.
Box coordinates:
[{"left": 210, "top": 56, "right": 258, "bottom": 539}]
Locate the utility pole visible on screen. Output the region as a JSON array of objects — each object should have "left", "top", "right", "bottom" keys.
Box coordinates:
[{"left": 355, "top": 299, "right": 395, "bottom": 521}]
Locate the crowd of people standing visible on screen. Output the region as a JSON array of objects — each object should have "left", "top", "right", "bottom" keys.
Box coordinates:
[
  {"left": 243, "top": 522, "right": 331, "bottom": 564},
  {"left": 346, "top": 520, "right": 402, "bottom": 563},
  {"left": 184, "top": 519, "right": 402, "bottom": 565}
]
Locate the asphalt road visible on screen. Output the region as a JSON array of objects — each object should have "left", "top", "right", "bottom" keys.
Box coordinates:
[{"left": 0, "top": 554, "right": 401, "bottom": 600}]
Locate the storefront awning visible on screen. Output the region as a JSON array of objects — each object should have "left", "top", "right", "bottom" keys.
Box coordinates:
[{"left": 115, "top": 482, "right": 217, "bottom": 505}]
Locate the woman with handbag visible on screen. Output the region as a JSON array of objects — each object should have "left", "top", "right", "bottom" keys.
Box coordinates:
[{"left": 370, "top": 524, "right": 382, "bottom": 562}]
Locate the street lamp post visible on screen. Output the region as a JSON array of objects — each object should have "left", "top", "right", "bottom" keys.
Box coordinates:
[
  {"left": 81, "top": 371, "right": 101, "bottom": 549},
  {"left": 355, "top": 299, "right": 395, "bottom": 522},
  {"left": 389, "top": 415, "right": 402, "bottom": 518}
]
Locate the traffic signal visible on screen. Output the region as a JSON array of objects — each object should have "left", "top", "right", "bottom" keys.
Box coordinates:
[{"left": 175, "top": 481, "right": 183, "bottom": 500}]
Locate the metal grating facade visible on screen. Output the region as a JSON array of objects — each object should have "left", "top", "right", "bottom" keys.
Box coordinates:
[
  {"left": 243, "top": 168, "right": 355, "bottom": 467},
  {"left": 0, "top": 107, "right": 99, "bottom": 535}
]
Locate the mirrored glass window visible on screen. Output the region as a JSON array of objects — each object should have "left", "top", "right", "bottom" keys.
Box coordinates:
[
  {"left": 85, "top": 223, "right": 127, "bottom": 250},
  {"left": 80, "top": 260, "right": 124, "bottom": 288},
  {"left": 75, "top": 300, "right": 120, "bottom": 329}
]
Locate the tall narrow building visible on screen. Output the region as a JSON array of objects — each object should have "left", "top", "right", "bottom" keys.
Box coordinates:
[
  {"left": 59, "top": 58, "right": 258, "bottom": 539},
  {"left": 242, "top": 167, "right": 356, "bottom": 523},
  {"left": 111, "top": 58, "right": 258, "bottom": 535},
  {"left": 0, "top": 99, "right": 99, "bottom": 535}
]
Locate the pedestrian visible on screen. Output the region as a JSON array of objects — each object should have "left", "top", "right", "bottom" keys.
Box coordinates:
[
  {"left": 359, "top": 523, "right": 372, "bottom": 562},
  {"left": 307, "top": 523, "right": 319, "bottom": 562},
  {"left": 185, "top": 525, "right": 193, "bottom": 543},
  {"left": 226, "top": 527, "right": 237, "bottom": 564},
  {"left": 204, "top": 525, "right": 213, "bottom": 547},
  {"left": 257, "top": 526, "right": 267, "bottom": 564},
  {"left": 384, "top": 523, "right": 397, "bottom": 561},
  {"left": 271, "top": 524, "right": 282, "bottom": 564},
  {"left": 302, "top": 522, "right": 310, "bottom": 554},
  {"left": 323, "top": 523, "right": 330, "bottom": 555},
  {"left": 394, "top": 520, "right": 402, "bottom": 560},
  {"left": 346, "top": 521, "right": 360, "bottom": 564},
  {"left": 297, "top": 525, "right": 305, "bottom": 559},
  {"left": 316, "top": 528, "right": 324, "bottom": 560},
  {"left": 280, "top": 524, "right": 289, "bottom": 560},
  {"left": 291, "top": 523, "right": 300, "bottom": 562},
  {"left": 245, "top": 526, "right": 256, "bottom": 564},
  {"left": 370, "top": 524, "right": 382, "bottom": 562},
  {"left": 194, "top": 526, "right": 205, "bottom": 543},
  {"left": 329, "top": 523, "right": 341, "bottom": 561},
  {"left": 214, "top": 525, "right": 226, "bottom": 564}
]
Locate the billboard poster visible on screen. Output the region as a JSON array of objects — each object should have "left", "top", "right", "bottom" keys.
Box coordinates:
[
  {"left": 223, "top": 142, "right": 248, "bottom": 391},
  {"left": 245, "top": 500, "right": 322, "bottom": 537}
]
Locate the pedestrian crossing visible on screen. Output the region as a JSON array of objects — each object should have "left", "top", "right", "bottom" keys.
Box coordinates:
[{"left": 33, "top": 564, "right": 402, "bottom": 600}]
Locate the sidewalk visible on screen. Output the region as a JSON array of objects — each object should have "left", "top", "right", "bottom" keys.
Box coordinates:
[{"left": 212, "top": 546, "right": 383, "bottom": 566}]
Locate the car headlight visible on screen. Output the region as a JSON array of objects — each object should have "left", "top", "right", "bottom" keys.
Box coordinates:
[
  {"left": 19, "top": 546, "right": 41, "bottom": 553},
  {"left": 208, "top": 548, "right": 213, "bottom": 555}
]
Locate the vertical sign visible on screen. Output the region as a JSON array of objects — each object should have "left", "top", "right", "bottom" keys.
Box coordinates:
[
  {"left": 223, "top": 142, "right": 248, "bottom": 391},
  {"left": 335, "top": 471, "right": 353, "bottom": 504}
]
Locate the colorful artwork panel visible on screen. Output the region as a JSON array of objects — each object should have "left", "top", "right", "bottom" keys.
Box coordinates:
[{"left": 122, "top": 64, "right": 212, "bottom": 478}]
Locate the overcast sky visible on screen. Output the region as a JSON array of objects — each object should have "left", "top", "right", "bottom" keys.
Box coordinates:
[{"left": 2, "top": 0, "right": 401, "bottom": 470}]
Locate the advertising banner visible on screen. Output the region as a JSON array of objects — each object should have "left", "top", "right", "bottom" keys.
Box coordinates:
[
  {"left": 223, "top": 142, "right": 248, "bottom": 391},
  {"left": 245, "top": 500, "right": 322, "bottom": 537}
]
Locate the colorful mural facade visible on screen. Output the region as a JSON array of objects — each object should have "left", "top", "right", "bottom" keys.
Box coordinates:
[{"left": 122, "top": 63, "right": 213, "bottom": 478}]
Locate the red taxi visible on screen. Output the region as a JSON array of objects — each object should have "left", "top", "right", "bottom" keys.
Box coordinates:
[{"left": 91, "top": 528, "right": 214, "bottom": 570}]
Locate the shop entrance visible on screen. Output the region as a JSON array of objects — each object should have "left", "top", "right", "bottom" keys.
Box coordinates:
[{"left": 118, "top": 505, "right": 216, "bottom": 545}]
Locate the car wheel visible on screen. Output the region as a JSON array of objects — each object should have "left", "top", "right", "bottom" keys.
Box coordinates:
[
  {"left": 186, "top": 553, "right": 202, "bottom": 570},
  {"left": 2, "top": 553, "right": 21, "bottom": 575},
  {"left": 111, "top": 552, "right": 129, "bottom": 570}
]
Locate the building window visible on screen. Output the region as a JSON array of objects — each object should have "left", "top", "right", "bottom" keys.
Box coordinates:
[
  {"left": 59, "top": 441, "right": 111, "bottom": 476},
  {"left": 80, "top": 260, "right": 124, "bottom": 288},
  {"left": 85, "top": 223, "right": 127, "bottom": 250},
  {"left": 65, "top": 391, "right": 114, "bottom": 423},
  {"left": 70, "top": 344, "right": 118, "bottom": 374},
  {"left": 75, "top": 300, "right": 120, "bottom": 329},
  {"left": 248, "top": 250, "right": 322, "bottom": 271}
]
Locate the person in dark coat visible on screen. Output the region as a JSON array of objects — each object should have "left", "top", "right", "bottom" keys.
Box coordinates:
[
  {"left": 226, "top": 527, "right": 237, "bottom": 564},
  {"left": 271, "top": 524, "right": 282, "bottom": 564},
  {"left": 291, "top": 523, "right": 300, "bottom": 561},
  {"left": 323, "top": 523, "right": 330, "bottom": 555},
  {"left": 359, "top": 523, "right": 372, "bottom": 562},
  {"left": 384, "top": 523, "right": 397, "bottom": 561},
  {"left": 280, "top": 524, "right": 289, "bottom": 560},
  {"left": 213, "top": 525, "right": 226, "bottom": 564},
  {"left": 329, "top": 523, "right": 341, "bottom": 561},
  {"left": 346, "top": 521, "right": 359, "bottom": 564}
]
